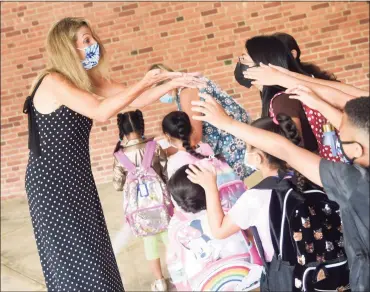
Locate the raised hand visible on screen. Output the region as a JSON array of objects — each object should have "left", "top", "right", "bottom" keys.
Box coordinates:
[
  {"left": 243, "top": 63, "right": 284, "bottom": 86},
  {"left": 191, "top": 93, "right": 231, "bottom": 129},
  {"left": 185, "top": 163, "right": 217, "bottom": 192},
  {"left": 286, "top": 85, "right": 323, "bottom": 111},
  {"left": 169, "top": 75, "right": 207, "bottom": 90}
]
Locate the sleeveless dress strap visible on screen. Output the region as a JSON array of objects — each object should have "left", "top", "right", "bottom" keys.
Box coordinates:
[{"left": 23, "top": 76, "right": 46, "bottom": 158}]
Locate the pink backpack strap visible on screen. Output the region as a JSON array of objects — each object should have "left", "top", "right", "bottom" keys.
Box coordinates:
[
  {"left": 142, "top": 141, "right": 157, "bottom": 170},
  {"left": 269, "top": 91, "right": 285, "bottom": 118},
  {"left": 114, "top": 151, "right": 136, "bottom": 173}
]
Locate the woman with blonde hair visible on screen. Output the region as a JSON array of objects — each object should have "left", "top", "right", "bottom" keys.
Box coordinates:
[{"left": 23, "top": 17, "right": 203, "bottom": 291}]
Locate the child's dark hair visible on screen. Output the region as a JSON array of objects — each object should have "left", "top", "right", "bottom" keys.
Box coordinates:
[
  {"left": 251, "top": 113, "right": 307, "bottom": 191},
  {"left": 168, "top": 164, "right": 206, "bottom": 213},
  {"left": 114, "top": 110, "right": 145, "bottom": 153},
  {"left": 162, "top": 111, "right": 206, "bottom": 159}
]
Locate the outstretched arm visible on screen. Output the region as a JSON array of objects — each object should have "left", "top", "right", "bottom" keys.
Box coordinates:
[
  {"left": 286, "top": 85, "right": 343, "bottom": 129},
  {"left": 244, "top": 64, "right": 360, "bottom": 110},
  {"left": 191, "top": 94, "right": 323, "bottom": 187}
]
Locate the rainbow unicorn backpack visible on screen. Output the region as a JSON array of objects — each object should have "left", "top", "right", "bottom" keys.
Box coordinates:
[{"left": 168, "top": 210, "right": 263, "bottom": 291}]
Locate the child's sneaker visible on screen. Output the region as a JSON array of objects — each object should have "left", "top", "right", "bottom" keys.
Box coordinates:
[{"left": 151, "top": 278, "right": 167, "bottom": 291}]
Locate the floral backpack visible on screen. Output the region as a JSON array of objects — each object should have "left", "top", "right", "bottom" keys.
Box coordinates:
[
  {"left": 114, "top": 141, "right": 172, "bottom": 237},
  {"left": 269, "top": 92, "right": 345, "bottom": 163}
]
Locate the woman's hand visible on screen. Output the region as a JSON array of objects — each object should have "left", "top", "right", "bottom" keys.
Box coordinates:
[
  {"left": 141, "top": 69, "right": 182, "bottom": 88},
  {"left": 243, "top": 63, "right": 287, "bottom": 86},
  {"left": 191, "top": 93, "right": 232, "bottom": 129},
  {"left": 186, "top": 163, "right": 217, "bottom": 193},
  {"left": 168, "top": 75, "right": 206, "bottom": 90},
  {"left": 286, "top": 85, "right": 324, "bottom": 111}
]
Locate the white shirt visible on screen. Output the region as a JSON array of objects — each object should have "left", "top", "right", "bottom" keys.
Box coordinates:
[{"left": 228, "top": 188, "right": 275, "bottom": 262}]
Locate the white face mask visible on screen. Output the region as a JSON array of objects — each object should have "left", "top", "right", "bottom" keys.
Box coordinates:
[{"left": 244, "top": 151, "right": 258, "bottom": 171}]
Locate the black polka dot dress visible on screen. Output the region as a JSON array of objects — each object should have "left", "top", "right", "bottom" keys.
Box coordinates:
[{"left": 24, "top": 85, "right": 124, "bottom": 291}]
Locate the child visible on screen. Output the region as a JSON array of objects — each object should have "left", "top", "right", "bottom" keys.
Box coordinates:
[
  {"left": 161, "top": 110, "right": 246, "bottom": 211},
  {"left": 113, "top": 110, "right": 169, "bottom": 292},
  {"left": 161, "top": 111, "right": 214, "bottom": 178},
  {"left": 166, "top": 165, "right": 263, "bottom": 291},
  {"left": 186, "top": 113, "right": 303, "bottom": 263},
  {"left": 191, "top": 88, "right": 369, "bottom": 291}
]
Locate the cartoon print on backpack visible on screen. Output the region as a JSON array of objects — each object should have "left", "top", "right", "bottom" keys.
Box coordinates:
[{"left": 177, "top": 219, "right": 221, "bottom": 262}]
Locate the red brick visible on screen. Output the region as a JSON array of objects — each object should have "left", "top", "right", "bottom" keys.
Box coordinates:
[
  {"left": 84, "top": 2, "right": 93, "bottom": 8},
  {"left": 289, "top": 14, "right": 307, "bottom": 21},
  {"left": 159, "top": 19, "right": 175, "bottom": 26},
  {"left": 263, "top": 2, "right": 281, "bottom": 9},
  {"left": 345, "top": 63, "right": 362, "bottom": 70},
  {"left": 119, "top": 10, "right": 135, "bottom": 17},
  {"left": 28, "top": 54, "right": 43, "bottom": 61},
  {"left": 189, "top": 36, "right": 205, "bottom": 43},
  {"left": 265, "top": 13, "right": 282, "bottom": 21},
  {"left": 311, "top": 3, "right": 329, "bottom": 10},
  {"left": 321, "top": 25, "right": 339, "bottom": 33},
  {"left": 122, "top": 3, "right": 138, "bottom": 10},
  {"left": 327, "top": 55, "right": 345, "bottom": 62},
  {"left": 350, "top": 37, "right": 368, "bottom": 45},
  {"left": 201, "top": 9, "right": 217, "bottom": 16},
  {"left": 1, "top": 27, "right": 14, "bottom": 33},
  {"left": 234, "top": 26, "right": 251, "bottom": 34},
  {"left": 6, "top": 31, "right": 21, "bottom": 37},
  {"left": 151, "top": 9, "right": 166, "bottom": 16},
  {"left": 139, "top": 47, "right": 153, "bottom": 54},
  {"left": 330, "top": 17, "right": 348, "bottom": 25},
  {"left": 216, "top": 54, "right": 233, "bottom": 61},
  {"left": 306, "top": 41, "right": 322, "bottom": 48}
]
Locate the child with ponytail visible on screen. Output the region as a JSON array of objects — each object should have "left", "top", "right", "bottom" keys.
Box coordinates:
[{"left": 113, "top": 110, "right": 169, "bottom": 292}]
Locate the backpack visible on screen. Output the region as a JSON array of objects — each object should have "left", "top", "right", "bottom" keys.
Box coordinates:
[
  {"left": 197, "top": 155, "right": 246, "bottom": 213},
  {"left": 114, "top": 141, "right": 172, "bottom": 237},
  {"left": 170, "top": 210, "right": 263, "bottom": 291},
  {"left": 251, "top": 176, "right": 350, "bottom": 292},
  {"left": 269, "top": 92, "right": 344, "bottom": 163}
]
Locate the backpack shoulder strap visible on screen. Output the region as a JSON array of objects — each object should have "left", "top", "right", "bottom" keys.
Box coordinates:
[
  {"left": 114, "top": 151, "right": 136, "bottom": 173},
  {"left": 250, "top": 226, "right": 268, "bottom": 271},
  {"left": 142, "top": 141, "right": 157, "bottom": 170}
]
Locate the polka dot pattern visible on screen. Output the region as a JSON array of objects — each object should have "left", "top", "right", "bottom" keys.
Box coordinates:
[
  {"left": 301, "top": 104, "right": 343, "bottom": 163},
  {"left": 25, "top": 105, "right": 124, "bottom": 291}
]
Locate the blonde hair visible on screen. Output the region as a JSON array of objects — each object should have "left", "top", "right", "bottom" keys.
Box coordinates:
[{"left": 30, "top": 17, "right": 108, "bottom": 93}]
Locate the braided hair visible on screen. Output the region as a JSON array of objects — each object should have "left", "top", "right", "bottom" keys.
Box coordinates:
[
  {"left": 114, "top": 110, "right": 145, "bottom": 153},
  {"left": 251, "top": 113, "right": 307, "bottom": 192},
  {"left": 162, "top": 111, "right": 206, "bottom": 159}
]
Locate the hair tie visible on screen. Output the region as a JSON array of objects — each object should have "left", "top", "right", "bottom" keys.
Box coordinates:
[{"left": 273, "top": 116, "right": 279, "bottom": 125}]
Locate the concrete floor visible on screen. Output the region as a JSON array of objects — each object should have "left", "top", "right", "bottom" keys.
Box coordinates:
[{"left": 1, "top": 171, "right": 262, "bottom": 291}]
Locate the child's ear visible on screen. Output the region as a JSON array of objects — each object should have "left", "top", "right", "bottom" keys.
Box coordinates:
[{"left": 255, "top": 152, "right": 263, "bottom": 167}]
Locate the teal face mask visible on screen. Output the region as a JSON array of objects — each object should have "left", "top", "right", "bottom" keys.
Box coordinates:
[{"left": 160, "top": 93, "right": 174, "bottom": 103}]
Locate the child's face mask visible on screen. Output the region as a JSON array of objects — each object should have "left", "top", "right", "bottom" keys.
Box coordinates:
[
  {"left": 244, "top": 151, "right": 258, "bottom": 171},
  {"left": 77, "top": 43, "right": 100, "bottom": 70},
  {"left": 160, "top": 93, "right": 174, "bottom": 104}
]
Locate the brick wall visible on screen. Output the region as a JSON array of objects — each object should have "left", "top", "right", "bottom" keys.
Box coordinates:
[{"left": 1, "top": 2, "right": 369, "bottom": 199}]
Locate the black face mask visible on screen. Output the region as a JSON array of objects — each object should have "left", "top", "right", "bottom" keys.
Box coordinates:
[{"left": 234, "top": 62, "right": 257, "bottom": 88}]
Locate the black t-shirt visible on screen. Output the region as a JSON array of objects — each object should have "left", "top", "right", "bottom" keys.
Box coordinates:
[
  {"left": 320, "top": 159, "right": 369, "bottom": 291},
  {"left": 272, "top": 93, "right": 318, "bottom": 152}
]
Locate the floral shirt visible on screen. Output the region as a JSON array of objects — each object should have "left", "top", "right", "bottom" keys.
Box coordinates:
[{"left": 176, "top": 77, "right": 253, "bottom": 180}]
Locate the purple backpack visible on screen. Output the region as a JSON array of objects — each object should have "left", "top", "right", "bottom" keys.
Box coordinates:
[{"left": 114, "top": 141, "right": 171, "bottom": 237}]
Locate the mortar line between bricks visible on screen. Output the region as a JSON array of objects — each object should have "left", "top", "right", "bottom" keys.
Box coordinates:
[{"left": 1, "top": 262, "right": 46, "bottom": 287}]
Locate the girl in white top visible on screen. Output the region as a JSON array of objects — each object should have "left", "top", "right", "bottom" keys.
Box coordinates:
[{"left": 186, "top": 113, "right": 304, "bottom": 262}]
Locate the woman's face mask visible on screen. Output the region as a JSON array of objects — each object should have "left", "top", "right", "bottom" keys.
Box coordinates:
[
  {"left": 77, "top": 42, "right": 100, "bottom": 70},
  {"left": 234, "top": 60, "right": 258, "bottom": 88}
]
